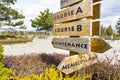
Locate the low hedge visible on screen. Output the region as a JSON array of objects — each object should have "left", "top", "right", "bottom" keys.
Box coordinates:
[
  {"left": 0, "top": 35, "right": 7, "bottom": 39},
  {"left": 0, "top": 37, "right": 33, "bottom": 44},
  {"left": 104, "top": 35, "right": 120, "bottom": 40},
  {"left": 0, "top": 35, "right": 17, "bottom": 40}
]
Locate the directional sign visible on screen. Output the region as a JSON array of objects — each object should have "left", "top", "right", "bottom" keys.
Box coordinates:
[
  {"left": 52, "top": 20, "right": 100, "bottom": 36},
  {"left": 60, "top": 0, "right": 102, "bottom": 9},
  {"left": 51, "top": 37, "right": 111, "bottom": 53},
  {"left": 52, "top": 38, "right": 90, "bottom": 54},
  {"left": 53, "top": 0, "right": 101, "bottom": 24},
  {"left": 52, "top": 20, "right": 91, "bottom": 36},
  {"left": 91, "top": 38, "right": 111, "bottom": 53},
  {"left": 57, "top": 54, "right": 97, "bottom": 74},
  {"left": 53, "top": 0, "right": 92, "bottom": 24},
  {"left": 60, "top": 0, "right": 82, "bottom": 9}
]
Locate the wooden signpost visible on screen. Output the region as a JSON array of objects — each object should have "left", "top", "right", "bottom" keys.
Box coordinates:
[
  {"left": 51, "top": 0, "right": 111, "bottom": 74},
  {"left": 57, "top": 54, "right": 97, "bottom": 74}
]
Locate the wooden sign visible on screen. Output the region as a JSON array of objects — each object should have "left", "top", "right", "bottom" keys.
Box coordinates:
[
  {"left": 57, "top": 54, "right": 97, "bottom": 74},
  {"left": 52, "top": 20, "right": 100, "bottom": 36},
  {"left": 93, "top": 0, "right": 102, "bottom": 3},
  {"left": 91, "top": 38, "right": 111, "bottom": 53},
  {"left": 52, "top": 38, "right": 90, "bottom": 54},
  {"left": 52, "top": 20, "right": 91, "bottom": 36},
  {"left": 92, "top": 3, "right": 101, "bottom": 19},
  {"left": 60, "top": 0, "right": 82, "bottom": 9},
  {"left": 60, "top": 0, "right": 102, "bottom": 9},
  {"left": 52, "top": 37, "right": 111, "bottom": 53},
  {"left": 92, "top": 21, "right": 100, "bottom": 36},
  {"left": 53, "top": 0, "right": 92, "bottom": 24}
]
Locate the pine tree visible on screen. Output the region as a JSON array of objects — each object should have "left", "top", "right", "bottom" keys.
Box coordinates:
[
  {"left": 0, "top": 0, "right": 25, "bottom": 28},
  {"left": 30, "top": 8, "right": 53, "bottom": 32},
  {"left": 106, "top": 25, "right": 113, "bottom": 36},
  {"left": 101, "top": 25, "right": 107, "bottom": 36},
  {"left": 116, "top": 18, "right": 120, "bottom": 35}
]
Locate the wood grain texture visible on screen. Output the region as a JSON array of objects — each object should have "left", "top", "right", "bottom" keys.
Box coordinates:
[
  {"left": 53, "top": 0, "right": 92, "bottom": 24},
  {"left": 57, "top": 54, "right": 97, "bottom": 74},
  {"left": 52, "top": 20, "right": 91, "bottom": 36},
  {"left": 52, "top": 38, "right": 90, "bottom": 54}
]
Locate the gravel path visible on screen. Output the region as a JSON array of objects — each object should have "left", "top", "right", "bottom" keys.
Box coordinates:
[{"left": 3, "top": 37, "right": 69, "bottom": 56}]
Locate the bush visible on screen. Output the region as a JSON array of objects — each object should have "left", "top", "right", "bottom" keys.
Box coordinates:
[
  {"left": 0, "top": 37, "right": 33, "bottom": 44},
  {"left": 0, "top": 35, "right": 17, "bottom": 40},
  {"left": 0, "top": 45, "right": 12, "bottom": 80},
  {"left": 0, "top": 35, "right": 7, "bottom": 39},
  {"left": 4, "top": 53, "right": 68, "bottom": 77},
  {"left": 4, "top": 53, "right": 120, "bottom": 80},
  {"left": 9, "top": 65, "right": 92, "bottom": 80},
  {"left": 86, "top": 56, "right": 120, "bottom": 80}
]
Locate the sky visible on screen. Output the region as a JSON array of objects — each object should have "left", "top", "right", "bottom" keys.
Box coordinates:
[{"left": 11, "top": 0, "right": 120, "bottom": 31}]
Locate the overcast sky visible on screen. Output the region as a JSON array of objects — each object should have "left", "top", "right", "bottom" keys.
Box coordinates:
[{"left": 11, "top": 0, "right": 120, "bottom": 30}]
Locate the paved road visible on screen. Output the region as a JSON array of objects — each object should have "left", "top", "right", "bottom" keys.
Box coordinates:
[{"left": 3, "top": 37, "right": 120, "bottom": 64}]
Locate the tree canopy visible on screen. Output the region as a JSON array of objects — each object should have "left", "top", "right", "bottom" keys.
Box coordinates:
[
  {"left": 0, "top": 0, "right": 25, "bottom": 28},
  {"left": 30, "top": 8, "right": 53, "bottom": 31}
]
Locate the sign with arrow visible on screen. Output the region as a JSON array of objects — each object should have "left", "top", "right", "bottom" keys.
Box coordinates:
[
  {"left": 57, "top": 54, "right": 97, "bottom": 74},
  {"left": 91, "top": 38, "right": 112, "bottom": 53},
  {"left": 52, "top": 38, "right": 90, "bottom": 54},
  {"left": 52, "top": 37, "right": 111, "bottom": 53}
]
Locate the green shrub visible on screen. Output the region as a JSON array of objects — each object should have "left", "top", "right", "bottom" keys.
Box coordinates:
[
  {"left": 0, "top": 37, "right": 33, "bottom": 44},
  {"left": 0, "top": 35, "right": 7, "bottom": 40},
  {"left": 0, "top": 45, "right": 4, "bottom": 66},
  {"left": 0, "top": 45, "right": 12, "bottom": 80},
  {"left": 9, "top": 65, "right": 92, "bottom": 80}
]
